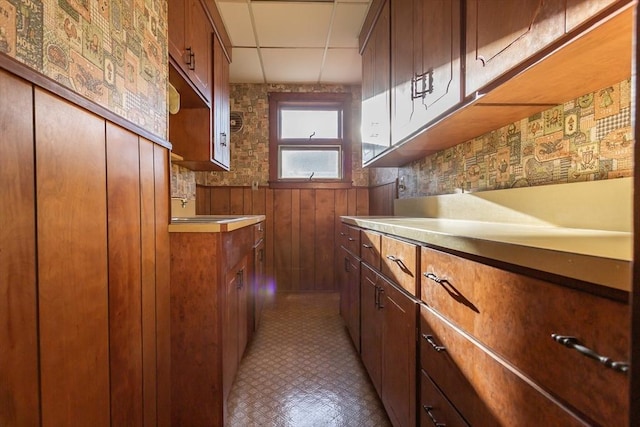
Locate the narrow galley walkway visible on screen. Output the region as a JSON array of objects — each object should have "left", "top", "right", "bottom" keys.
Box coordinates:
[{"left": 225, "top": 292, "right": 391, "bottom": 427}]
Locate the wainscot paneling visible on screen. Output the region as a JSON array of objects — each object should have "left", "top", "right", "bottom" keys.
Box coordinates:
[
  {"left": 369, "top": 180, "right": 397, "bottom": 216},
  {"left": 197, "top": 185, "right": 369, "bottom": 292}
]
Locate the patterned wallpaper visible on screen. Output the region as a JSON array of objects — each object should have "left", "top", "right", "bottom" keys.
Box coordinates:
[
  {"left": 382, "top": 79, "right": 633, "bottom": 197},
  {"left": 0, "top": 0, "right": 168, "bottom": 138},
  {"left": 193, "top": 83, "right": 369, "bottom": 188}
]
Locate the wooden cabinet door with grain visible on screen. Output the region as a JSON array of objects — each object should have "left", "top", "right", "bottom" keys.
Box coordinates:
[
  {"left": 465, "top": 0, "right": 565, "bottom": 96},
  {"left": 360, "top": 264, "right": 384, "bottom": 396}
]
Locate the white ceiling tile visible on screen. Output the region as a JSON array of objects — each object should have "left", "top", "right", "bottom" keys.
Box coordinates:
[
  {"left": 251, "top": 3, "right": 333, "bottom": 48},
  {"left": 330, "top": 3, "right": 369, "bottom": 48},
  {"left": 229, "top": 48, "right": 265, "bottom": 83},
  {"left": 218, "top": 2, "right": 256, "bottom": 47},
  {"left": 261, "top": 48, "right": 324, "bottom": 83},
  {"left": 320, "top": 49, "right": 362, "bottom": 84}
]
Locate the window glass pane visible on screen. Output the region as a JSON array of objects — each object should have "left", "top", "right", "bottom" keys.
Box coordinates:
[
  {"left": 280, "top": 110, "right": 339, "bottom": 139},
  {"left": 279, "top": 147, "right": 341, "bottom": 179}
]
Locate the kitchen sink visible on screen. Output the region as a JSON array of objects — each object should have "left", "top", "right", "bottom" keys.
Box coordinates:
[{"left": 171, "top": 215, "right": 251, "bottom": 223}]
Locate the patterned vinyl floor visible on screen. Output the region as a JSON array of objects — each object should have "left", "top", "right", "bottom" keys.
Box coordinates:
[{"left": 225, "top": 292, "right": 391, "bottom": 427}]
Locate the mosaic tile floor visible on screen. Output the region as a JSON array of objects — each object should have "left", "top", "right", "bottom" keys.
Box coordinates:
[{"left": 225, "top": 292, "right": 391, "bottom": 427}]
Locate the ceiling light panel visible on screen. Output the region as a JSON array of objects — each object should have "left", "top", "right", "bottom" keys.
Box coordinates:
[
  {"left": 329, "top": 3, "right": 369, "bottom": 48},
  {"left": 251, "top": 3, "right": 333, "bottom": 47},
  {"left": 261, "top": 48, "right": 324, "bottom": 83}
]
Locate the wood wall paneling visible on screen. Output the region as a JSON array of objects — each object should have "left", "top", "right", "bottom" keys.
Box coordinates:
[
  {"left": 106, "top": 123, "right": 144, "bottom": 426},
  {"left": 315, "top": 190, "right": 336, "bottom": 290},
  {"left": 35, "top": 88, "right": 110, "bottom": 426},
  {"left": 196, "top": 186, "right": 369, "bottom": 292},
  {"left": 0, "top": 69, "right": 39, "bottom": 427},
  {"left": 370, "top": 181, "right": 397, "bottom": 216},
  {"left": 139, "top": 138, "right": 158, "bottom": 427},
  {"left": 154, "top": 145, "right": 172, "bottom": 427}
]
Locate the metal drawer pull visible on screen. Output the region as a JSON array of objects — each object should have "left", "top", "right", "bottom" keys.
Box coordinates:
[
  {"left": 362, "top": 243, "right": 373, "bottom": 249},
  {"left": 423, "top": 405, "right": 446, "bottom": 427},
  {"left": 551, "top": 334, "right": 629, "bottom": 373},
  {"left": 348, "top": 237, "right": 355, "bottom": 241},
  {"left": 340, "top": 232, "right": 346, "bottom": 236},
  {"left": 423, "top": 334, "right": 446, "bottom": 352},
  {"left": 386, "top": 255, "right": 399, "bottom": 262},
  {"left": 424, "top": 272, "right": 443, "bottom": 283}
]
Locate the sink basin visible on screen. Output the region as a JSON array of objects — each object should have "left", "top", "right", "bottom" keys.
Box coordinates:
[{"left": 171, "top": 215, "right": 250, "bottom": 223}]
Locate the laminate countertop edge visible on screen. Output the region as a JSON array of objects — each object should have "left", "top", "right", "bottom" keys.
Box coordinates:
[
  {"left": 168, "top": 215, "right": 266, "bottom": 233},
  {"left": 341, "top": 216, "right": 631, "bottom": 292}
]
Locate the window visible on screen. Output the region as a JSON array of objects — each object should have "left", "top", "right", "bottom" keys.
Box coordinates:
[{"left": 268, "top": 92, "right": 352, "bottom": 188}]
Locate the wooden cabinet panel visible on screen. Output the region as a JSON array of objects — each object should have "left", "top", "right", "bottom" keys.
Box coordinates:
[
  {"left": 153, "top": 144, "right": 172, "bottom": 427},
  {"left": 380, "top": 275, "right": 417, "bottom": 427},
  {"left": 391, "top": 0, "right": 462, "bottom": 145},
  {"left": 170, "top": 233, "right": 223, "bottom": 427},
  {"left": 106, "top": 123, "right": 143, "bottom": 427},
  {"left": 0, "top": 69, "right": 39, "bottom": 427},
  {"left": 361, "top": 0, "right": 391, "bottom": 163},
  {"left": 140, "top": 139, "right": 158, "bottom": 427},
  {"left": 381, "top": 235, "right": 418, "bottom": 297},
  {"left": 347, "top": 251, "right": 361, "bottom": 352},
  {"left": 361, "top": 229, "right": 382, "bottom": 270},
  {"left": 346, "top": 224, "right": 361, "bottom": 255},
  {"left": 465, "top": 0, "right": 565, "bottom": 96},
  {"left": 420, "top": 305, "right": 586, "bottom": 426},
  {"left": 420, "top": 246, "right": 629, "bottom": 426},
  {"left": 420, "top": 371, "right": 468, "bottom": 427},
  {"left": 565, "top": 0, "right": 624, "bottom": 31},
  {"left": 253, "top": 238, "right": 267, "bottom": 330},
  {"left": 361, "top": 263, "right": 384, "bottom": 396},
  {"left": 35, "top": 88, "right": 110, "bottom": 426},
  {"left": 212, "top": 34, "right": 231, "bottom": 168},
  {"left": 223, "top": 261, "right": 241, "bottom": 402},
  {"left": 169, "top": 0, "right": 212, "bottom": 102}
]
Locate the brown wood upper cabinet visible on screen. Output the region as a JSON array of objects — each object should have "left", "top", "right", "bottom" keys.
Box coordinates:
[
  {"left": 169, "top": 0, "right": 213, "bottom": 102},
  {"left": 361, "top": 0, "right": 391, "bottom": 163},
  {"left": 169, "top": 0, "right": 231, "bottom": 171},
  {"left": 391, "top": 0, "right": 462, "bottom": 144},
  {"left": 465, "top": 0, "right": 565, "bottom": 97}
]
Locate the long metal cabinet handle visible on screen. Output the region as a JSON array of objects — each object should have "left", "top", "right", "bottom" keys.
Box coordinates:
[
  {"left": 423, "top": 405, "right": 446, "bottom": 427},
  {"left": 422, "top": 334, "right": 446, "bottom": 352},
  {"left": 551, "top": 334, "right": 629, "bottom": 373},
  {"left": 424, "top": 272, "right": 443, "bottom": 283}
]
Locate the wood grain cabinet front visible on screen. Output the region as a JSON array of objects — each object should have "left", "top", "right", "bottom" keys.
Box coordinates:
[
  {"left": 168, "top": 0, "right": 212, "bottom": 102},
  {"left": 170, "top": 225, "right": 256, "bottom": 426},
  {"left": 420, "top": 370, "right": 468, "bottom": 427},
  {"left": 360, "top": 263, "right": 417, "bottom": 427},
  {"left": 391, "top": 0, "right": 462, "bottom": 145},
  {"left": 420, "top": 246, "right": 630, "bottom": 426},
  {"left": 360, "top": 229, "right": 382, "bottom": 270},
  {"left": 420, "top": 305, "right": 588, "bottom": 426},
  {"left": 381, "top": 234, "right": 419, "bottom": 297}
]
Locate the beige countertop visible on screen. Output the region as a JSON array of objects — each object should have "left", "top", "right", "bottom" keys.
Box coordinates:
[
  {"left": 341, "top": 216, "right": 632, "bottom": 292},
  {"left": 168, "top": 215, "right": 266, "bottom": 233}
]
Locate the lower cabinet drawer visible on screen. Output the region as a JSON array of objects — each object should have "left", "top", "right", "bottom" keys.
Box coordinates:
[
  {"left": 420, "top": 370, "right": 468, "bottom": 427},
  {"left": 420, "top": 304, "right": 588, "bottom": 426},
  {"left": 420, "top": 246, "right": 629, "bottom": 426},
  {"left": 381, "top": 234, "right": 418, "bottom": 297}
]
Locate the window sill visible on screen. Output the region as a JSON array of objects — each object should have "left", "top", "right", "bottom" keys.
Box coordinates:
[{"left": 268, "top": 180, "right": 354, "bottom": 189}]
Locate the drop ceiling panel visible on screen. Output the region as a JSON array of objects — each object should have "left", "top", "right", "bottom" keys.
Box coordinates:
[
  {"left": 261, "top": 48, "right": 324, "bottom": 83},
  {"left": 229, "top": 48, "right": 264, "bottom": 83},
  {"left": 329, "top": 3, "right": 369, "bottom": 48},
  {"left": 217, "top": 2, "right": 256, "bottom": 47},
  {"left": 252, "top": 3, "right": 334, "bottom": 47},
  {"left": 321, "top": 49, "right": 362, "bottom": 84}
]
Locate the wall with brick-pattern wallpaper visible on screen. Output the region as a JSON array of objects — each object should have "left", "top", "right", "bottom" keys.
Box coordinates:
[{"left": 195, "top": 83, "right": 369, "bottom": 187}]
